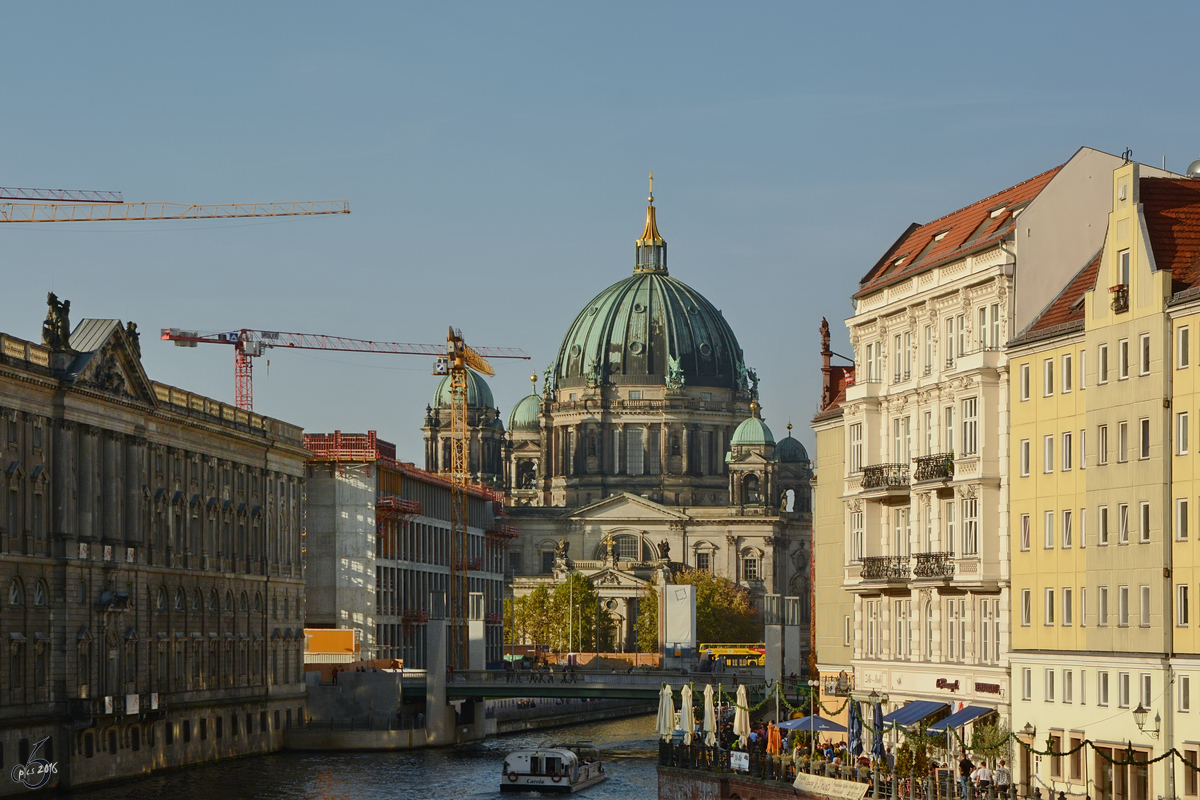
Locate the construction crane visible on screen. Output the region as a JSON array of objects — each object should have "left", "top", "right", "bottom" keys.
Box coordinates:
[
  {"left": 161, "top": 325, "right": 529, "bottom": 670},
  {"left": 160, "top": 327, "right": 528, "bottom": 412},
  {"left": 0, "top": 185, "right": 348, "bottom": 223}
]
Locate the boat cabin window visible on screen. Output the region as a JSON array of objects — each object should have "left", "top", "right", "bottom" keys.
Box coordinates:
[
  {"left": 530, "top": 756, "right": 543, "bottom": 775},
  {"left": 546, "top": 756, "right": 562, "bottom": 774}
]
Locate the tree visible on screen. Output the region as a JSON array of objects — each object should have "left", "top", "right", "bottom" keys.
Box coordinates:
[
  {"left": 508, "top": 585, "right": 555, "bottom": 647},
  {"left": 673, "top": 568, "right": 760, "bottom": 643},
  {"left": 635, "top": 587, "right": 658, "bottom": 653},
  {"left": 550, "top": 572, "right": 615, "bottom": 652},
  {"left": 969, "top": 720, "right": 1011, "bottom": 764}
]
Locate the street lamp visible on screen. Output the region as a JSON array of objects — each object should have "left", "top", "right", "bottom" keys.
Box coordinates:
[
  {"left": 1021, "top": 722, "right": 1036, "bottom": 740},
  {"left": 1133, "top": 703, "right": 1161, "bottom": 738}
]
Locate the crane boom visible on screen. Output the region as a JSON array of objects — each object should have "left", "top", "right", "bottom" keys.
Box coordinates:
[
  {"left": 0, "top": 199, "right": 348, "bottom": 223},
  {"left": 0, "top": 187, "right": 122, "bottom": 202}
]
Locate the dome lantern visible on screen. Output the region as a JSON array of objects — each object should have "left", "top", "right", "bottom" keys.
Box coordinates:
[{"left": 635, "top": 172, "right": 667, "bottom": 274}]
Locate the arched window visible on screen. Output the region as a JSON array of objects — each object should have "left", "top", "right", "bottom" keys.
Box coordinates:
[
  {"left": 174, "top": 589, "right": 185, "bottom": 611},
  {"left": 254, "top": 593, "right": 263, "bottom": 614},
  {"left": 8, "top": 578, "right": 23, "bottom": 606},
  {"left": 782, "top": 488, "right": 796, "bottom": 513},
  {"left": 224, "top": 591, "right": 234, "bottom": 613},
  {"left": 239, "top": 592, "right": 249, "bottom": 613},
  {"left": 744, "top": 474, "right": 761, "bottom": 504},
  {"left": 208, "top": 590, "right": 218, "bottom": 611},
  {"left": 156, "top": 587, "right": 167, "bottom": 611},
  {"left": 33, "top": 581, "right": 47, "bottom": 607},
  {"left": 192, "top": 589, "right": 202, "bottom": 612},
  {"left": 614, "top": 534, "right": 642, "bottom": 562}
]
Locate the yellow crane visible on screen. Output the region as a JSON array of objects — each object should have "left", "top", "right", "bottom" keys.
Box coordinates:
[{"left": 0, "top": 186, "right": 348, "bottom": 223}]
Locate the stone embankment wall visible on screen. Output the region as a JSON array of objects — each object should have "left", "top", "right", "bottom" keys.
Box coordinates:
[
  {"left": 657, "top": 766, "right": 801, "bottom": 800},
  {"left": 495, "top": 700, "right": 656, "bottom": 734}
]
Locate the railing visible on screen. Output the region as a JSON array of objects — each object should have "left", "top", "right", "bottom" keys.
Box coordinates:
[
  {"left": 658, "top": 740, "right": 1022, "bottom": 800},
  {"left": 449, "top": 669, "right": 759, "bottom": 693},
  {"left": 861, "top": 464, "right": 909, "bottom": 490},
  {"left": 912, "top": 551, "right": 955, "bottom": 579},
  {"left": 912, "top": 453, "right": 954, "bottom": 482},
  {"left": 860, "top": 556, "right": 910, "bottom": 581}
]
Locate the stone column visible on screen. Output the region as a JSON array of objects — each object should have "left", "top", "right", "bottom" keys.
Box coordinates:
[
  {"left": 125, "top": 437, "right": 143, "bottom": 545},
  {"left": 659, "top": 423, "right": 669, "bottom": 476},
  {"left": 681, "top": 425, "right": 691, "bottom": 476},
  {"left": 78, "top": 426, "right": 96, "bottom": 540},
  {"left": 52, "top": 420, "right": 77, "bottom": 544}
]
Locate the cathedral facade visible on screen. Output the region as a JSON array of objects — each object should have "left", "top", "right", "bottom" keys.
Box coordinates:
[{"left": 469, "top": 188, "right": 815, "bottom": 653}]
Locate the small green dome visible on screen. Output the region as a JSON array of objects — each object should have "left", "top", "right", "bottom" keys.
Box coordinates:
[
  {"left": 508, "top": 393, "right": 541, "bottom": 432},
  {"left": 432, "top": 370, "right": 495, "bottom": 410},
  {"left": 731, "top": 416, "right": 774, "bottom": 447},
  {"left": 775, "top": 435, "right": 808, "bottom": 463}
]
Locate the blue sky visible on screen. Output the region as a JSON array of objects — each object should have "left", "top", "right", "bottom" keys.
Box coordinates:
[{"left": 4, "top": 2, "right": 1200, "bottom": 459}]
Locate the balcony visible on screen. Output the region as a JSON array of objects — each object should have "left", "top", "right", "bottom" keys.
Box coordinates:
[
  {"left": 912, "top": 551, "right": 955, "bottom": 579},
  {"left": 860, "top": 463, "right": 909, "bottom": 496},
  {"left": 1111, "top": 284, "right": 1129, "bottom": 314},
  {"left": 859, "top": 555, "right": 909, "bottom": 581},
  {"left": 912, "top": 453, "right": 954, "bottom": 483}
]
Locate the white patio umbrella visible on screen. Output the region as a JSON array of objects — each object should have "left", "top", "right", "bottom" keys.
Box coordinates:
[
  {"left": 733, "top": 684, "right": 751, "bottom": 748},
  {"left": 681, "top": 684, "right": 696, "bottom": 746},
  {"left": 703, "top": 683, "right": 717, "bottom": 747},
  {"left": 656, "top": 683, "right": 677, "bottom": 741}
]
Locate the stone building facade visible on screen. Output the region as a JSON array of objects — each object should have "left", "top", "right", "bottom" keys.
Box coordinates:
[{"left": 0, "top": 302, "right": 307, "bottom": 793}]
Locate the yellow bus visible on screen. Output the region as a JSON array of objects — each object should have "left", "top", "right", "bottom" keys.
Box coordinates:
[{"left": 698, "top": 643, "right": 765, "bottom": 667}]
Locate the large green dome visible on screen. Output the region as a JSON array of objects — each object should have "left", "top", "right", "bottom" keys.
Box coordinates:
[
  {"left": 432, "top": 370, "right": 495, "bottom": 410},
  {"left": 554, "top": 271, "right": 745, "bottom": 390},
  {"left": 731, "top": 415, "right": 775, "bottom": 447},
  {"left": 775, "top": 434, "right": 808, "bottom": 463},
  {"left": 508, "top": 393, "right": 541, "bottom": 431}
]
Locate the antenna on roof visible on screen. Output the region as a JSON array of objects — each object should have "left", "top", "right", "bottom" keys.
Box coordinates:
[{"left": 1122, "top": 148, "right": 1133, "bottom": 165}]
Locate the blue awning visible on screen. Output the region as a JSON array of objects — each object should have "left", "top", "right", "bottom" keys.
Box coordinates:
[
  {"left": 777, "top": 715, "right": 848, "bottom": 733},
  {"left": 927, "top": 706, "right": 994, "bottom": 733},
  {"left": 880, "top": 701, "right": 947, "bottom": 728}
]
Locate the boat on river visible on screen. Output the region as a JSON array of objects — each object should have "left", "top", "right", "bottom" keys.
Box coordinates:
[{"left": 500, "top": 742, "right": 607, "bottom": 794}]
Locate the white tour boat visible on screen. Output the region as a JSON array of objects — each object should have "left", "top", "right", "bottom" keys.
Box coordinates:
[{"left": 501, "top": 743, "right": 607, "bottom": 794}]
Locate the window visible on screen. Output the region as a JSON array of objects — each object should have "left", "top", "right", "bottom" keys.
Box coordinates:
[
  {"left": 1063, "top": 432, "right": 1073, "bottom": 471},
  {"left": 924, "top": 410, "right": 933, "bottom": 456},
  {"left": 1181, "top": 413, "right": 1190, "bottom": 455},
  {"left": 961, "top": 398, "right": 977, "bottom": 456},
  {"left": 1063, "top": 587, "right": 1073, "bottom": 626},
  {"left": 1081, "top": 670, "right": 1088, "bottom": 704},
  {"left": 980, "top": 598, "right": 1000, "bottom": 664},
  {"left": 1021, "top": 589, "right": 1031, "bottom": 626},
  {"left": 1099, "top": 671, "right": 1110, "bottom": 706},
  {"left": 962, "top": 498, "right": 978, "bottom": 555},
  {"left": 946, "top": 598, "right": 965, "bottom": 662},
  {"left": 1181, "top": 326, "right": 1191, "bottom": 369},
  {"left": 1045, "top": 669, "right": 1056, "bottom": 702},
  {"left": 1020, "top": 514, "right": 1031, "bottom": 551},
  {"left": 1022, "top": 667, "right": 1033, "bottom": 700},
  {"left": 945, "top": 318, "right": 955, "bottom": 367},
  {"left": 1044, "top": 511, "right": 1055, "bottom": 549},
  {"left": 1099, "top": 586, "right": 1109, "bottom": 626},
  {"left": 865, "top": 343, "right": 877, "bottom": 381},
  {"left": 1099, "top": 424, "right": 1109, "bottom": 465},
  {"left": 1044, "top": 435, "right": 1054, "bottom": 472},
  {"left": 695, "top": 552, "right": 710, "bottom": 572},
  {"left": 944, "top": 500, "right": 955, "bottom": 550},
  {"left": 628, "top": 390, "right": 642, "bottom": 400},
  {"left": 1140, "top": 417, "right": 1151, "bottom": 460},
  {"left": 1081, "top": 507, "right": 1088, "bottom": 547},
  {"left": 743, "top": 554, "right": 759, "bottom": 581},
  {"left": 1119, "top": 672, "right": 1131, "bottom": 707},
  {"left": 1020, "top": 439, "right": 1030, "bottom": 477},
  {"left": 1179, "top": 585, "right": 1190, "bottom": 627},
  {"left": 1063, "top": 354, "right": 1073, "bottom": 392},
  {"left": 944, "top": 407, "right": 954, "bottom": 453},
  {"left": 849, "top": 424, "right": 863, "bottom": 473},
  {"left": 866, "top": 600, "right": 879, "bottom": 657},
  {"left": 625, "top": 428, "right": 643, "bottom": 475},
  {"left": 844, "top": 616, "right": 851, "bottom": 647},
  {"left": 1099, "top": 343, "right": 1109, "bottom": 383},
  {"left": 1119, "top": 338, "right": 1130, "bottom": 380},
  {"left": 1142, "top": 674, "right": 1154, "bottom": 709},
  {"left": 1099, "top": 505, "right": 1109, "bottom": 545},
  {"left": 1119, "top": 585, "right": 1130, "bottom": 626},
  {"left": 1045, "top": 588, "right": 1055, "bottom": 625},
  {"left": 1044, "top": 358, "right": 1054, "bottom": 396},
  {"left": 1081, "top": 349, "right": 1087, "bottom": 390},
  {"left": 893, "top": 334, "right": 902, "bottom": 383},
  {"left": 924, "top": 325, "right": 933, "bottom": 374},
  {"left": 1140, "top": 501, "right": 1151, "bottom": 543},
  {"left": 1020, "top": 363, "right": 1030, "bottom": 401},
  {"left": 1140, "top": 585, "right": 1151, "bottom": 626},
  {"left": 1063, "top": 510, "right": 1073, "bottom": 548},
  {"left": 849, "top": 511, "right": 864, "bottom": 561},
  {"left": 1179, "top": 499, "right": 1190, "bottom": 541},
  {"left": 957, "top": 314, "right": 966, "bottom": 357},
  {"left": 1082, "top": 588, "right": 1088, "bottom": 627},
  {"left": 1119, "top": 421, "right": 1129, "bottom": 462},
  {"left": 1140, "top": 333, "right": 1151, "bottom": 375},
  {"left": 1121, "top": 249, "right": 1131, "bottom": 286},
  {"left": 1182, "top": 675, "right": 1192, "bottom": 713},
  {"left": 1049, "top": 733, "right": 1062, "bottom": 776}
]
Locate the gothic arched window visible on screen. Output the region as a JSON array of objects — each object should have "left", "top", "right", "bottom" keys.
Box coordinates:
[
  {"left": 744, "top": 474, "right": 761, "bottom": 504},
  {"left": 8, "top": 578, "right": 23, "bottom": 606}
]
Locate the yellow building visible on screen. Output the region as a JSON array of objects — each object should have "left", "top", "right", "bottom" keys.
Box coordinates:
[{"left": 1009, "top": 161, "right": 1200, "bottom": 800}]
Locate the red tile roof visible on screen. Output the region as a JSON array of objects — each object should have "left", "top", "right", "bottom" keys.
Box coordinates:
[
  {"left": 855, "top": 165, "right": 1064, "bottom": 299},
  {"left": 1016, "top": 248, "right": 1102, "bottom": 342},
  {"left": 1141, "top": 177, "right": 1200, "bottom": 292}
]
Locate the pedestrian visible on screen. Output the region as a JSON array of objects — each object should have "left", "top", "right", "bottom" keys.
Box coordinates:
[
  {"left": 331, "top": 667, "right": 338, "bottom": 685},
  {"left": 958, "top": 752, "right": 974, "bottom": 800},
  {"left": 975, "top": 761, "right": 993, "bottom": 794},
  {"left": 994, "top": 760, "right": 1011, "bottom": 794},
  {"left": 886, "top": 745, "right": 896, "bottom": 774}
]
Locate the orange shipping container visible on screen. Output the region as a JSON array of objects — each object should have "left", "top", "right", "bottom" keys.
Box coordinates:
[{"left": 304, "top": 628, "right": 358, "bottom": 655}]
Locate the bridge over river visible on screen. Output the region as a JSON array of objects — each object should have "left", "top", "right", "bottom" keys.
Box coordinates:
[{"left": 399, "top": 669, "right": 770, "bottom": 701}]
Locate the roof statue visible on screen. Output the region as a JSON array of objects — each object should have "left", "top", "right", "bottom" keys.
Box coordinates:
[
  {"left": 42, "top": 292, "right": 73, "bottom": 352},
  {"left": 657, "top": 538, "right": 670, "bottom": 561},
  {"left": 665, "top": 354, "right": 686, "bottom": 390},
  {"left": 125, "top": 321, "right": 141, "bottom": 360},
  {"left": 747, "top": 367, "right": 759, "bottom": 401}
]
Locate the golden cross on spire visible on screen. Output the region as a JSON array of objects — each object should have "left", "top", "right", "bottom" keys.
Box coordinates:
[{"left": 649, "top": 171, "right": 654, "bottom": 204}]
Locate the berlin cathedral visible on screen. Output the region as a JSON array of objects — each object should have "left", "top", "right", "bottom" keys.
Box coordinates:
[{"left": 422, "top": 185, "right": 812, "bottom": 652}]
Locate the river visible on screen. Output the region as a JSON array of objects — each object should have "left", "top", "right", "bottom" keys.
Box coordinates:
[{"left": 57, "top": 714, "right": 661, "bottom": 800}]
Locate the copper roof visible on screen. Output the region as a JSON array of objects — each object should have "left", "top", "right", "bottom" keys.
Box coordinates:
[{"left": 855, "top": 164, "right": 1064, "bottom": 299}]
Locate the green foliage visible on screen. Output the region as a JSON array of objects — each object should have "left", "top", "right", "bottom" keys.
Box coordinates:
[
  {"left": 635, "top": 588, "right": 658, "bottom": 654},
  {"left": 508, "top": 576, "right": 616, "bottom": 652},
  {"left": 673, "top": 568, "right": 760, "bottom": 643},
  {"left": 970, "top": 720, "right": 1011, "bottom": 762},
  {"left": 894, "top": 736, "right": 930, "bottom": 779}
]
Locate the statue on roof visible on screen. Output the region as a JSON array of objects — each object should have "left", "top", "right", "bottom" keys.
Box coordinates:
[
  {"left": 735, "top": 360, "right": 749, "bottom": 394},
  {"left": 657, "top": 538, "right": 671, "bottom": 561},
  {"left": 747, "top": 367, "right": 760, "bottom": 401},
  {"left": 125, "top": 321, "right": 141, "bottom": 360},
  {"left": 665, "top": 355, "right": 686, "bottom": 390},
  {"left": 42, "top": 292, "right": 72, "bottom": 352}
]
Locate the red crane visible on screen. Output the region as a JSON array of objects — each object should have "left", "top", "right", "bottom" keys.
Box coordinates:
[{"left": 160, "top": 327, "right": 529, "bottom": 411}]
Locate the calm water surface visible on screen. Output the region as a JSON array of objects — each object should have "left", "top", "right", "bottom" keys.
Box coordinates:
[{"left": 57, "top": 715, "right": 660, "bottom": 800}]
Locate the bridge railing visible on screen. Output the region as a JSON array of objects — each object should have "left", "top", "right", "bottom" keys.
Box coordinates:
[{"left": 448, "top": 669, "right": 763, "bottom": 694}]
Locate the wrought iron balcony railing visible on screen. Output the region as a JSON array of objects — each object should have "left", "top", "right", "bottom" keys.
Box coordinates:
[
  {"left": 912, "top": 551, "right": 956, "bottom": 579},
  {"left": 859, "top": 555, "right": 910, "bottom": 580},
  {"left": 860, "top": 463, "right": 909, "bottom": 489},
  {"left": 912, "top": 453, "right": 954, "bottom": 482},
  {"left": 1111, "top": 285, "right": 1129, "bottom": 314}
]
